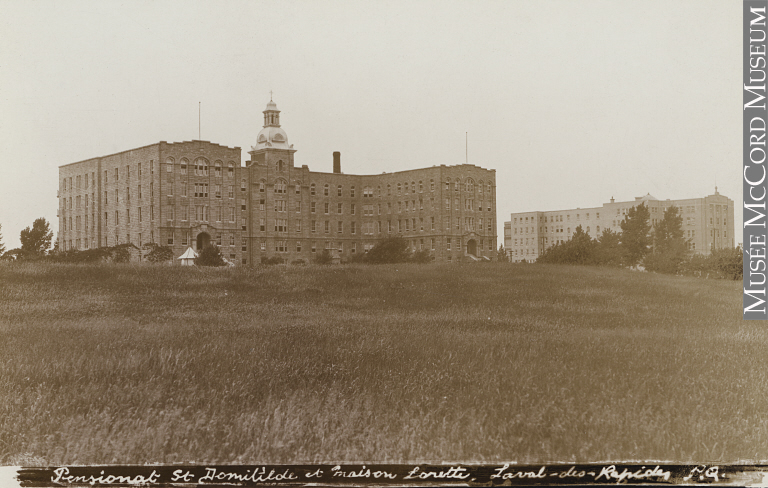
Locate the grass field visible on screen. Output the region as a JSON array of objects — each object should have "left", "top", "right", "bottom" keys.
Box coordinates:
[{"left": 0, "top": 261, "right": 763, "bottom": 465}]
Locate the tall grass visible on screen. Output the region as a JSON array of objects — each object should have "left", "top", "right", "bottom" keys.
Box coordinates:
[{"left": 0, "top": 261, "right": 762, "bottom": 465}]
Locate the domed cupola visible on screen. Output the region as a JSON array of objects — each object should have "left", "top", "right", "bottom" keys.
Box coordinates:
[{"left": 253, "top": 96, "right": 291, "bottom": 150}]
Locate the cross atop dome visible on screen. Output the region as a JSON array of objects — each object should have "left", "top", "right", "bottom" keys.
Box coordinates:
[{"left": 252, "top": 96, "right": 293, "bottom": 152}]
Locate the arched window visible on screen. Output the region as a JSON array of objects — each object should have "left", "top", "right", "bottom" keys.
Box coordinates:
[
  {"left": 454, "top": 180, "right": 460, "bottom": 192},
  {"left": 215, "top": 161, "right": 222, "bottom": 177},
  {"left": 274, "top": 180, "right": 286, "bottom": 193},
  {"left": 324, "top": 184, "right": 329, "bottom": 196},
  {"left": 466, "top": 179, "right": 474, "bottom": 192},
  {"left": 445, "top": 179, "right": 450, "bottom": 191},
  {"left": 404, "top": 182, "right": 409, "bottom": 193},
  {"left": 430, "top": 179, "right": 435, "bottom": 191},
  {"left": 310, "top": 183, "right": 316, "bottom": 196},
  {"left": 397, "top": 183, "right": 402, "bottom": 195},
  {"left": 419, "top": 181, "right": 423, "bottom": 192},
  {"left": 387, "top": 184, "right": 391, "bottom": 195},
  {"left": 478, "top": 180, "right": 483, "bottom": 193},
  {"left": 259, "top": 180, "right": 266, "bottom": 192},
  {"left": 180, "top": 158, "right": 188, "bottom": 175},
  {"left": 228, "top": 162, "right": 234, "bottom": 177},
  {"left": 195, "top": 158, "right": 209, "bottom": 177},
  {"left": 411, "top": 181, "right": 416, "bottom": 193}
]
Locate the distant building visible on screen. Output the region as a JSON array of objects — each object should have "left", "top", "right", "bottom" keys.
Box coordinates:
[
  {"left": 57, "top": 99, "right": 498, "bottom": 264},
  {"left": 504, "top": 191, "right": 734, "bottom": 262}
]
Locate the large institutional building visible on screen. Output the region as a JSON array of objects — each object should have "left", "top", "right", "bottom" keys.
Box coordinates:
[
  {"left": 58, "top": 99, "right": 497, "bottom": 264},
  {"left": 504, "top": 191, "right": 734, "bottom": 262}
]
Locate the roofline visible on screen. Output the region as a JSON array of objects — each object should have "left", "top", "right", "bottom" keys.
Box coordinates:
[{"left": 59, "top": 140, "right": 241, "bottom": 168}]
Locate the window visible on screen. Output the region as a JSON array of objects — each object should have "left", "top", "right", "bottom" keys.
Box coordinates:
[
  {"left": 260, "top": 218, "right": 265, "bottom": 231},
  {"left": 215, "top": 184, "right": 222, "bottom": 199},
  {"left": 312, "top": 220, "right": 317, "bottom": 233},
  {"left": 337, "top": 185, "right": 342, "bottom": 197},
  {"left": 260, "top": 199, "right": 265, "bottom": 211},
  {"left": 310, "top": 183, "right": 316, "bottom": 195},
  {"left": 324, "top": 221, "right": 330, "bottom": 233},
  {"left": 115, "top": 167, "right": 119, "bottom": 180},
  {"left": 324, "top": 184, "right": 329, "bottom": 196},
  {"left": 228, "top": 186, "right": 234, "bottom": 198},
  {"left": 241, "top": 179, "right": 246, "bottom": 191},
  {"left": 295, "top": 184, "right": 301, "bottom": 194},
  {"left": 431, "top": 217, "right": 435, "bottom": 230},
  {"left": 324, "top": 202, "right": 329, "bottom": 214},
  {"left": 275, "top": 180, "right": 286, "bottom": 193},
  {"left": 397, "top": 183, "right": 402, "bottom": 195},
  {"left": 337, "top": 221, "right": 343, "bottom": 233},
  {"left": 419, "top": 181, "right": 423, "bottom": 192},
  {"left": 387, "top": 184, "right": 391, "bottom": 196},
  {"left": 364, "top": 186, "right": 373, "bottom": 197},
  {"left": 276, "top": 160, "right": 284, "bottom": 172},
  {"left": 447, "top": 238, "right": 451, "bottom": 251},
  {"left": 338, "top": 203, "right": 343, "bottom": 214},
  {"left": 296, "top": 241, "right": 302, "bottom": 252},
  {"left": 351, "top": 203, "right": 356, "bottom": 215},
  {"left": 228, "top": 162, "right": 234, "bottom": 177},
  {"left": 350, "top": 186, "right": 355, "bottom": 198},
  {"left": 296, "top": 220, "right": 302, "bottom": 233},
  {"left": 275, "top": 200, "right": 286, "bottom": 212},
  {"left": 181, "top": 161, "right": 187, "bottom": 175},
  {"left": 296, "top": 201, "right": 302, "bottom": 213},
  {"left": 311, "top": 202, "right": 316, "bottom": 213},
  {"left": 259, "top": 181, "right": 265, "bottom": 193},
  {"left": 351, "top": 222, "right": 356, "bottom": 235},
  {"left": 274, "top": 219, "right": 287, "bottom": 232}
]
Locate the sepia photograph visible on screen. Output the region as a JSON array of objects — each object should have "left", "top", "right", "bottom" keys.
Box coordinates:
[{"left": 0, "top": 0, "right": 758, "bottom": 478}]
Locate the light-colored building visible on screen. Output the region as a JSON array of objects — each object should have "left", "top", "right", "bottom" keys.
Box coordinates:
[
  {"left": 504, "top": 191, "right": 734, "bottom": 262},
  {"left": 58, "top": 99, "right": 498, "bottom": 264}
]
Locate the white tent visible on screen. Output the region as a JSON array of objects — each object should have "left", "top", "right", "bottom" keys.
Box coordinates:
[{"left": 177, "top": 247, "right": 197, "bottom": 266}]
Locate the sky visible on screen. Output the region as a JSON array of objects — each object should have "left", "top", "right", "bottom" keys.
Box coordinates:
[{"left": 0, "top": 0, "right": 741, "bottom": 251}]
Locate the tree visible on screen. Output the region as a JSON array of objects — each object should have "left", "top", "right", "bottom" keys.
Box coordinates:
[
  {"left": 645, "top": 206, "right": 689, "bottom": 274},
  {"left": 594, "top": 228, "right": 623, "bottom": 266},
  {"left": 537, "top": 226, "right": 597, "bottom": 265},
  {"left": 20, "top": 218, "right": 53, "bottom": 257},
  {"left": 365, "top": 236, "right": 411, "bottom": 264},
  {"left": 143, "top": 243, "right": 174, "bottom": 263},
  {"left": 619, "top": 203, "right": 651, "bottom": 266},
  {"left": 497, "top": 244, "right": 508, "bottom": 262},
  {"left": 195, "top": 244, "right": 226, "bottom": 267},
  {"left": 0, "top": 224, "right": 5, "bottom": 256}
]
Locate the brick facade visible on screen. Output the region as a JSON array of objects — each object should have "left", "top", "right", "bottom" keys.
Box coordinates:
[{"left": 58, "top": 100, "right": 498, "bottom": 264}]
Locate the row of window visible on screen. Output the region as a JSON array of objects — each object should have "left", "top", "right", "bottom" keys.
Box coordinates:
[{"left": 165, "top": 158, "right": 237, "bottom": 178}]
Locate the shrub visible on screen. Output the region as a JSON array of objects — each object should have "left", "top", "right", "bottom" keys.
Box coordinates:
[
  {"left": 143, "top": 243, "right": 174, "bottom": 263},
  {"left": 410, "top": 249, "right": 432, "bottom": 264},
  {"left": 314, "top": 249, "right": 332, "bottom": 265},
  {"left": 291, "top": 259, "right": 306, "bottom": 266},
  {"left": 261, "top": 256, "right": 285, "bottom": 265},
  {"left": 365, "top": 237, "right": 410, "bottom": 264}
]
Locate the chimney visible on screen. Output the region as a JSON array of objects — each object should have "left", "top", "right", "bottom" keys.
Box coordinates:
[
  {"left": 333, "top": 152, "right": 341, "bottom": 174},
  {"left": 610, "top": 196, "right": 615, "bottom": 203}
]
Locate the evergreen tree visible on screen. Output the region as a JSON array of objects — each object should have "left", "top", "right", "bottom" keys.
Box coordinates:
[
  {"left": 20, "top": 218, "right": 53, "bottom": 257},
  {"left": 567, "top": 225, "right": 596, "bottom": 264},
  {"left": 497, "top": 244, "right": 508, "bottom": 262},
  {"left": 645, "top": 206, "right": 689, "bottom": 274},
  {"left": 594, "top": 228, "right": 623, "bottom": 266},
  {"left": 619, "top": 203, "right": 651, "bottom": 266},
  {"left": 0, "top": 223, "right": 5, "bottom": 256},
  {"left": 194, "top": 244, "right": 226, "bottom": 267}
]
